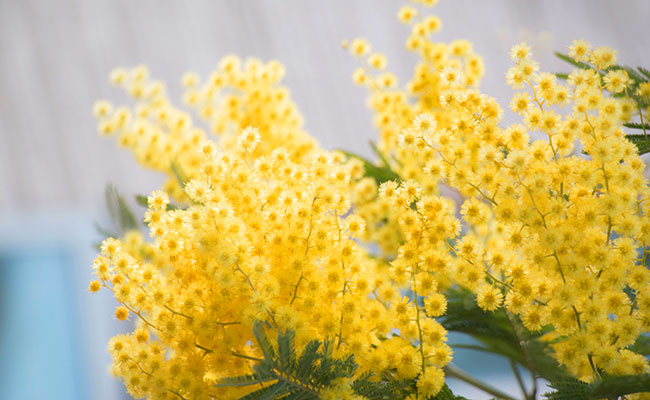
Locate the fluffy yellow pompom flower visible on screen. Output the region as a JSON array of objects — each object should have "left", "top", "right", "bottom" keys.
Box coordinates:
[
  {"left": 568, "top": 39, "right": 591, "bottom": 62},
  {"left": 88, "top": 280, "right": 101, "bottom": 293},
  {"left": 114, "top": 306, "right": 129, "bottom": 321},
  {"left": 349, "top": 37, "right": 371, "bottom": 57},
  {"left": 417, "top": 366, "right": 445, "bottom": 398},
  {"left": 476, "top": 284, "right": 503, "bottom": 312},
  {"left": 397, "top": 5, "right": 418, "bottom": 24}
]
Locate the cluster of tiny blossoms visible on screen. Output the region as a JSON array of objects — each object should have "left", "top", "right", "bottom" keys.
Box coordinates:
[
  {"left": 392, "top": 39, "right": 650, "bottom": 380},
  {"left": 180, "top": 56, "right": 317, "bottom": 162},
  {"left": 345, "top": 0, "right": 484, "bottom": 255},
  {"left": 93, "top": 57, "right": 317, "bottom": 201},
  {"left": 91, "top": 1, "right": 650, "bottom": 397},
  {"left": 92, "top": 57, "right": 451, "bottom": 400}
]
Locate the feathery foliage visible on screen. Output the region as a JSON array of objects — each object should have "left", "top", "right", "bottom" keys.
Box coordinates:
[
  {"left": 218, "top": 321, "right": 465, "bottom": 400},
  {"left": 94, "top": 184, "right": 140, "bottom": 248},
  {"left": 545, "top": 374, "right": 650, "bottom": 400}
]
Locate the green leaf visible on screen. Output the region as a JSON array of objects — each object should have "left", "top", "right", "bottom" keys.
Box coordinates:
[
  {"left": 544, "top": 378, "right": 590, "bottom": 400},
  {"left": 337, "top": 149, "right": 400, "bottom": 185},
  {"left": 221, "top": 321, "right": 353, "bottom": 398},
  {"left": 294, "top": 340, "right": 321, "bottom": 383},
  {"left": 624, "top": 122, "right": 650, "bottom": 131},
  {"left": 238, "top": 382, "right": 296, "bottom": 400},
  {"left": 554, "top": 52, "right": 593, "bottom": 72},
  {"left": 593, "top": 374, "right": 650, "bottom": 398},
  {"left": 432, "top": 384, "right": 469, "bottom": 400},
  {"left": 104, "top": 184, "right": 139, "bottom": 233},
  {"left": 625, "top": 134, "right": 650, "bottom": 154},
  {"left": 220, "top": 321, "right": 466, "bottom": 399},
  {"left": 171, "top": 160, "right": 189, "bottom": 187},
  {"left": 369, "top": 140, "right": 398, "bottom": 171},
  {"left": 276, "top": 328, "right": 296, "bottom": 374},
  {"left": 94, "top": 220, "right": 117, "bottom": 239},
  {"left": 638, "top": 67, "right": 650, "bottom": 81},
  {"left": 441, "top": 287, "right": 572, "bottom": 384},
  {"left": 350, "top": 371, "right": 414, "bottom": 399},
  {"left": 629, "top": 335, "right": 650, "bottom": 356},
  {"left": 252, "top": 321, "right": 277, "bottom": 364},
  {"left": 554, "top": 73, "right": 569, "bottom": 80},
  {"left": 135, "top": 194, "right": 148, "bottom": 207},
  {"left": 524, "top": 334, "right": 572, "bottom": 383},
  {"left": 545, "top": 374, "right": 650, "bottom": 399},
  {"left": 216, "top": 374, "right": 275, "bottom": 388}
]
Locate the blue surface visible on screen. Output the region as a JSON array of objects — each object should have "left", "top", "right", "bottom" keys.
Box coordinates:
[{"left": 0, "top": 245, "right": 88, "bottom": 400}]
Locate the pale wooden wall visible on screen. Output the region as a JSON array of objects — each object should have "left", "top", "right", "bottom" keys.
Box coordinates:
[{"left": 1, "top": 0, "right": 649, "bottom": 215}]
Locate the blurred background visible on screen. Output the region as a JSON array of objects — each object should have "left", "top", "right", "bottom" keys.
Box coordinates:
[{"left": 0, "top": 1, "right": 648, "bottom": 398}]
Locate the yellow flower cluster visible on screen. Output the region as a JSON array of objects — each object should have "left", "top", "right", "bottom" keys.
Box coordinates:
[
  {"left": 180, "top": 56, "right": 317, "bottom": 162},
  {"left": 390, "top": 39, "right": 650, "bottom": 380},
  {"left": 93, "top": 57, "right": 317, "bottom": 201},
  {"left": 93, "top": 65, "right": 205, "bottom": 201},
  {"left": 92, "top": 62, "right": 450, "bottom": 399},
  {"left": 346, "top": 3, "right": 484, "bottom": 255},
  {"left": 91, "top": 1, "right": 650, "bottom": 397}
]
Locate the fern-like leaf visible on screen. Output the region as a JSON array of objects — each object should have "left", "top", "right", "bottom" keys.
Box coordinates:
[
  {"left": 554, "top": 52, "right": 594, "bottom": 72},
  {"left": 544, "top": 378, "right": 589, "bottom": 400},
  {"left": 441, "top": 287, "right": 572, "bottom": 384},
  {"left": 216, "top": 374, "right": 274, "bottom": 388},
  {"left": 638, "top": 67, "right": 650, "bottom": 81},
  {"left": 351, "top": 371, "right": 414, "bottom": 399},
  {"left": 294, "top": 340, "right": 321, "bottom": 383},
  {"left": 238, "top": 382, "right": 295, "bottom": 400},
  {"left": 593, "top": 374, "right": 650, "bottom": 399},
  {"left": 337, "top": 149, "right": 400, "bottom": 185},
  {"left": 253, "top": 321, "right": 278, "bottom": 363},
  {"left": 624, "top": 122, "right": 650, "bottom": 131},
  {"left": 629, "top": 334, "right": 650, "bottom": 356},
  {"left": 97, "top": 184, "right": 140, "bottom": 240},
  {"left": 170, "top": 160, "right": 189, "bottom": 186},
  {"left": 220, "top": 322, "right": 465, "bottom": 399},
  {"left": 625, "top": 134, "right": 650, "bottom": 154},
  {"left": 432, "top": 384, "right": 469, "bottom": 400},
  {"left": 545, "top": 374, "right": 650, "bottom": 399},
  {"left": 276, "top": 328, "right": 296, "bottom": 374}
]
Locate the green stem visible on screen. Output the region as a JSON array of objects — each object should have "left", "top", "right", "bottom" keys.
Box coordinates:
[
  {"left": 444, "top": 363, "right": 517, "bottom": 400},
  {"left": 638, "top": 103, "right": 648, "bottom": 140},
  {"left": 510, "top": 359, "right": 530, "bottom": 400},
  {"left": 505, "top": 311, "right": 538, "bottom": 399}
]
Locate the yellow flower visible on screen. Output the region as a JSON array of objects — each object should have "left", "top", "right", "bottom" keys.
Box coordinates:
[
  {"left": 398, "top": 5, "right": 418, "bottom": 24},
  {"left": 349, "top": 37, "right": 371, "bottom": 57},
  {"left": 476, "top": 284, "right": 503, "bottom": 312},
  {"left": 114, "top": 306, "right": 129, "bottom": 321},
  {"left": 417, "top": 367, "right": 445, "bottom": 398},
  {"left": 603, "top": 69, "right": 630, "bottom": 93},
  {"left": 568, "top": 39, "right": 592, "bottom": 62},
  {"left": 590, "top": 46, "right": 618, "bottom": 69}
]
